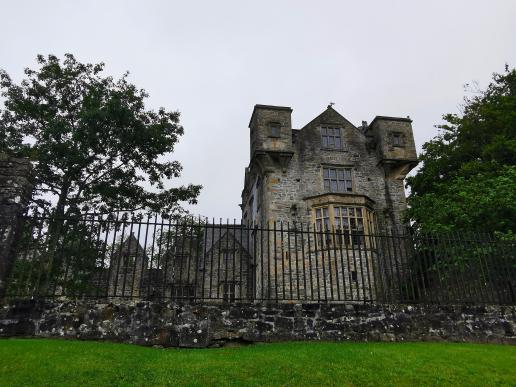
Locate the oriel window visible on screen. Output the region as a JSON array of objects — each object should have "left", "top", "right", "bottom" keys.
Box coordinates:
[{"left": 313, "top": 205, "right": 376, "bottom": 248}]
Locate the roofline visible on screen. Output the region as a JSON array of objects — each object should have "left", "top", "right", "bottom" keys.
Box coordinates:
[
  {"left": 370, "top": 115, "right": 412, "bottom": 126},
  {"left": 299, "top": 106, "right": 358, "bottom": 132},
  {"left": 249, "top": 104, "right": 293, "bottom": 128}
]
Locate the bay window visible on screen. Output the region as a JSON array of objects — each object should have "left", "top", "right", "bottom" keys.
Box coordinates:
[{"left": 314, "top": 205, "right": 376, "bottom": 247}]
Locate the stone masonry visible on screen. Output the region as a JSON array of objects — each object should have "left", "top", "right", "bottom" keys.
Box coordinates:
[
  {"left": 1, "top": 300, "right": 514, "bottom": 347},
  {"left": 241, "top": 104, "right": 418, "bottom": 231},
  {"left": 0, "top": 154, "right": 32, "bottom": 298},
  {"left": 240, "top": 105, "right": 418, "bottom": 300}
]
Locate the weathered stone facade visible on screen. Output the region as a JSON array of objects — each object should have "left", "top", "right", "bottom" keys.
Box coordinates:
[
  {"left": 1, "top": 300, "right": 514, "bottom": 347},
  {"left": 0, "top": 154, "right": 32, "bottom": 298},
  {"left": 240, "top": 105, "right": 418, "bottom": 300},
  {"left": 104, "top": 226, "right": 253, "bottom": 302},
  {"left": 241, "top": 104, "right": 418, "bottom": 231}
]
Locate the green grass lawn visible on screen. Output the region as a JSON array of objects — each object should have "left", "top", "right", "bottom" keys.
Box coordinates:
[{"left": 0, "top": 339, "right": 514, "bottom": 386}]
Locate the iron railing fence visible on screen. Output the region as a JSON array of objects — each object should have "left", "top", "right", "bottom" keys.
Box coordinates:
[{"left": 4, "top": 212, "right": 516, "bottom": 305}]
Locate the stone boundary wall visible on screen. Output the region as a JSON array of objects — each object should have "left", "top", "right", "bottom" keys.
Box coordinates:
[{"left": 1, "top": 300, "right": 515, "bottom": 347}]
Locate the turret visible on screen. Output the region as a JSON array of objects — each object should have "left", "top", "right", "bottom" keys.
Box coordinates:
[
  {"left": 249, "top": 104, "right": 293, "bottom": 158},
  {"left": 369, "top": 116, "right": 418, "bottom": 179}
]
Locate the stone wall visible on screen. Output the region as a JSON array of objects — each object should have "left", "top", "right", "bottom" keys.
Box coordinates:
[
  {"left": 242, "top": 105, "right": 418, "bottom": 234},
  {"left": 1, "top": 300, "right": 514, "bottom": 347},
  {"left": 0, "top": 155, "right": 32, "bottom": 298}
]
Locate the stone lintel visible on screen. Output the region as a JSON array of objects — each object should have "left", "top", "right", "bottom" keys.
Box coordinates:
[{"left": 303, "top": 193, "right": 376, "bottom": 209}]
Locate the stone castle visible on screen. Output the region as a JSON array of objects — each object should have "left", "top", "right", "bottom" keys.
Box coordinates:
[
  {"left": 241, "top": 104, "right": 418, "bottom": 235},
  {"left": 106, "top": 104, "right": 419, "bottom": 302}
]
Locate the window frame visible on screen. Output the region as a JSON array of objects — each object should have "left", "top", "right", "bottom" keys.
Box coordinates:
[
  {"left": 222, "top": 249, "right": 235, "bottom": 262},
  {"left": 171, "top": 284, "right": 195, "bottom": 300},
  {"left": 222, "top": 281, "right": 236, "bottom": 303},
  {"left": 391, "top": 132, "right": 404, "bottom": 147},
  {"left": 121, "top": 252, "right": 136, "bottom": 272},
  {"left": 322, "top": 166, "right": 353, "bottom": 193},
  {"left": 269, "top": 122, "right": 281, "bottom": 138},
  {"left": 320, "top": 126, "right": 342, "bottom": 150},
  {"left": 313, "top": 204, "right": 376, "bottom": 248}
]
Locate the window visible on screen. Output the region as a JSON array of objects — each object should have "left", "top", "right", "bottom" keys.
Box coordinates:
[
  {"left": 171, "top": 284, "right": 195, "bottom": 300},
  {"left": 334, "top": 206, "right": 365, "bottom": 246},
  {"left": 222, "top": 282, "right": 236, "bottom": 303},
  {"left": 323, "top": 167, "right": 352, "bottom": 192},
  {"left": 321, "top": 126, "right": 342, "bottom": 149},
  {"left": 222, "top": 249, "right": 235, "bottom": 262},
  {"left": 256, "top": 178, "right": 262, "bottom": 209},
  {"left": 270, "top": 123, "right": 280, "bottom": 137},
  {"left": 391, "top": 132, "right": 403, "bottom": 147},
  {"left": 314, "top": 205, "right": 375, "bottom": 248},
  {"left": 121, "top": 252, "right": 136, "bottom": 272},
  {"left": 315, "top": 207, "right": 332, "bottom": 246}
]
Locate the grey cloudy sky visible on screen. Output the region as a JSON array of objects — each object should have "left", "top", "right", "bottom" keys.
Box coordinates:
[{"left": 1, "top": 0, "right": 515, "bottom": 219}]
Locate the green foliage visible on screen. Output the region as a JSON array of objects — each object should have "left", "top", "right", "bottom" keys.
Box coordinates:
[
  {"left": 408, "top": 166, "right": 516, "bottom": 233},
  {"left": 6, "top": 217, "right": 105, "bottom": 297},
  {"left": 0, "top": 54, "right": 201, "bottom": 216},
  {"left": 406, "top": 65, "right": 516, "bottom": 234}
]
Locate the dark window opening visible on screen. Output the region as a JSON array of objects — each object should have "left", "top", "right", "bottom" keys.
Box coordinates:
[
  {"left": 270, "top": 123, "right": 281, "bottom": 137},
  {"left": 392, "top": 133, "right": 403, "bottom": 147}
]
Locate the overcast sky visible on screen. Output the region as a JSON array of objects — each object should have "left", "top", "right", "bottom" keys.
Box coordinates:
[{"left": 1, "top": 0, "right": 515, "bottom": 219}]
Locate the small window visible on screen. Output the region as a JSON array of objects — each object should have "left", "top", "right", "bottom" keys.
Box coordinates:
[
  {"left": 222, "top": 282, "right": 236, "bottom": 303},
  {"left": 270, "top": 123, "right": 281, "bottom": 137},
  {"left": 122, "top": 252, "right": 136, "bottom": 271},
  {"left": 321, "top": 126, "right": 342, "bottom": 149},
  {"left": 171, "top": 284, "right": 195, "bottom": 300},
  {"left": 391, "top": 133, "right": 403, "bottom": 147},
  {"left": 222, "top": 249, "right": 234, "bottom": 262},
  {"left": 351, "top": 270, "right": 358, "bottom": 282}
]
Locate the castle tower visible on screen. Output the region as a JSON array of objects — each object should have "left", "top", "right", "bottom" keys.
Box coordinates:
[
  {"left": 367, "top": 117, "right": 418, "bottom": 232},
  {"left": 243, "top": 105, "right": 294, "bottom": 226}
]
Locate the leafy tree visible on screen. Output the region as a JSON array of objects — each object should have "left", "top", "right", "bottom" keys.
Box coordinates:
[
  {"left": 406, "top": 66, "right": 516, "bottom": 235},
  {"left": 0, "top": 54, "right": 201, "bottom": 218}
]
